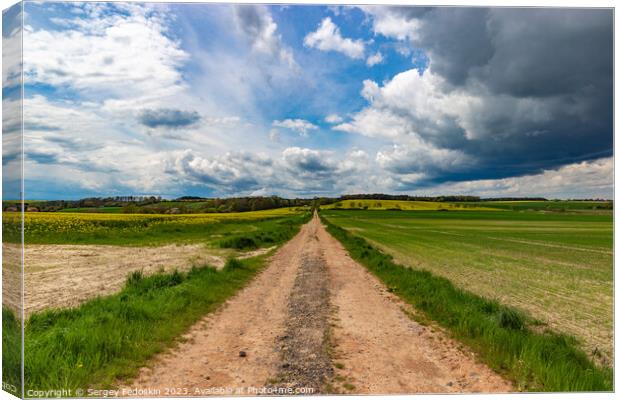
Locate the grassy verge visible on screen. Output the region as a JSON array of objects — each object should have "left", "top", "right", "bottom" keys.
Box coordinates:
[
  {"left": 219, "top": 213, "right": 311, "bottom": 249},
  {"left": 2, "top": 307, "right": 22, "bottom": 396},
  {"left": 18, "top": 255, "right": 266, "bottom": 394},
  {"left": 321, "top": 215, "right": 612, "bottom": 392}
]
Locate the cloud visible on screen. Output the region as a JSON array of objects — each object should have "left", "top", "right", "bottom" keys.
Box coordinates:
[
  {"left": 203, "top": 116, "right": 241, "bottom": 126},
  {"left": 19, "top": 95, "right": 179, "bottom": 196},
  {"left": 23, "top": 3, "right": 189, "bottom": 106},
  {"left": 366, "top": 52, "right": 384, "bottom": 67},
  {"left": 366, "top": 7, "right": 491, "bottom": 86},
  {"left": 15, "top": 5, "right": 612, "bottom": 199},
  {"left": 340, "top": 7, "right": 612, "bottom": 186},
  {"left": 139, "top": 108, "right": 201, "bottom": 129},
  {"left": 376, "top": 141, "right": 472, "bottom": 176},
  {"left": 273, "top": 118, "right": 318, "bottom": 136},
  {"left": 363, "top": 7, "right": 612, "bottom": 94},
  {"left": 325, "top": 114, "right": 343, "bottom": 124},
  {"left": 418, "top": 157, "right": 613, "bottom": 199},
  {"left": 168, "top": 149, "right": 268, "bottom": 192},
  {"left": 268, "top": 129, "right": 281, "bottom": 142},
  {"left": 361, "top": 6, "right": 423, "bottom": 41},
  {"left": 282, "top": 147, "right": 335, "bottom": 174},
  {"left": 166, "top": 146, "right": 373, "bottom": 196},
  {"left": 2, "top": 3, "right": 22, "bottom": 90},
  {"left": 304, "top": 17, "right": 365, "bottom": 59},
  {"left": 233, "top": 5, "right": 297, "bottom": 68}
]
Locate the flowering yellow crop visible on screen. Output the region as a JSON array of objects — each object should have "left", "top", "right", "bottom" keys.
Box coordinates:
[{"left": 2, "top": 207, "right": 307, "bottom": 243}]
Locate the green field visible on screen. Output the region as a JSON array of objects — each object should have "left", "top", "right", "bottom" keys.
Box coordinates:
[
  {"left": 321, "top": 209, "right": 613, "bottom": 366},
  {"left": 322, "top": 199, "right": 497, "bottom": 211},
  {"left": 456, "top": 200, "right": 612, "bottom": 212}
]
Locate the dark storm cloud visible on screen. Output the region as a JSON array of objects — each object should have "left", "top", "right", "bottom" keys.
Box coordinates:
[
  {"left": 138, "top": 108, "right": 201, "bottom": 129},
  {"left": 403, "top": 8, "right": 612, "bottom": 94},
  {"left": 411, "top": 8, "right": 494, "bottom": 86},
  {"left": 482, "top": 9, "right": 612, "bottom": 98},
  {"left": 360, "top": 7, "right": 613, "bottom": 186}
]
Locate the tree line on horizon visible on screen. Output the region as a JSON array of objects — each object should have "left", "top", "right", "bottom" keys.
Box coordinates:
[{"left": 2, "top": 194, "right": 612, "bottom": 213}]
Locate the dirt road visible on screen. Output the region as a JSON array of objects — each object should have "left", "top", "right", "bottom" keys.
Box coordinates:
[{"left": 124, "top": 214, "right": 511, "bottom": 395}]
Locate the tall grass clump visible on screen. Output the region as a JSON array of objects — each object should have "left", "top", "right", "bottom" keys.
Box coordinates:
[
  {"left": 2, "top": 307, "right": 22, "bottom": 396},
  {"left": 22, "top": 256, "right": 266, "bottom": 394},
  {"left": 321, "top": 216, "right": 612, "bottom": 392}
]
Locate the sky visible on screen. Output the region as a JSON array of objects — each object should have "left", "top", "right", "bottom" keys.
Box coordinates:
[{"left": 1, "top": 2, "right": 614, "bottom": 200}]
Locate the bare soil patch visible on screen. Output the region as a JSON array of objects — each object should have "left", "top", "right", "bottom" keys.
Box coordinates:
[
  {"left": 2, "top": 243, "right": 22, "bottom": 316},
  {"left": 21, "top": 243, "right": 272, "bottom": 317}
]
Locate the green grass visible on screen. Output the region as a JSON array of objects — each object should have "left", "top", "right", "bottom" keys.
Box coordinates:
[
  {"left": 321, "top": 209, "right": 613, "bottom": 364},
  {"left": 16, "top": 255, "right": 268, "bottom": 394},
  {"left": 455, "top": 200, "right": 612, "bottom": 212},
  {"left": 218, "top": 216, "right": 309, "bottom": 249},
  {"left": 321, "top": 215, "right": 612, "bottom": 391},
  {"left": 2, "top": 307, "right": 21, "bottom": 397}
]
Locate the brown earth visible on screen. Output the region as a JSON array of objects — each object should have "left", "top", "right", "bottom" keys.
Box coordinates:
[
  {"left": 123, "top": 214, "right": 511, "bottom": 395},
  {"left": 2, "top": 243, "right": 22, "bottom": 316},
  {"left": 13, "top": 243, "right": 273, "bottom": 317}
]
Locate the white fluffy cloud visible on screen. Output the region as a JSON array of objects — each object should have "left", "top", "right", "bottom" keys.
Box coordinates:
[
  {"left": 361, "top": 6, "right": 421, "bottom": 41},
  {"left": 273, "top": 118, "right": 318, "bottom": 136},
  {"left": 304, "top": 17, "right": 365, "bottom": 59},
  {"left": 24, "top": 3, "right": 188, "bottom": 109},
  {"left": 335, "top": 68, "right": 469, "bottom": 142},
  {"left": 366, "top": 52, "right": 384, "bottom": 66},
  {"left": 325, "top": 114, "right": 343, "bottom": 124}
]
